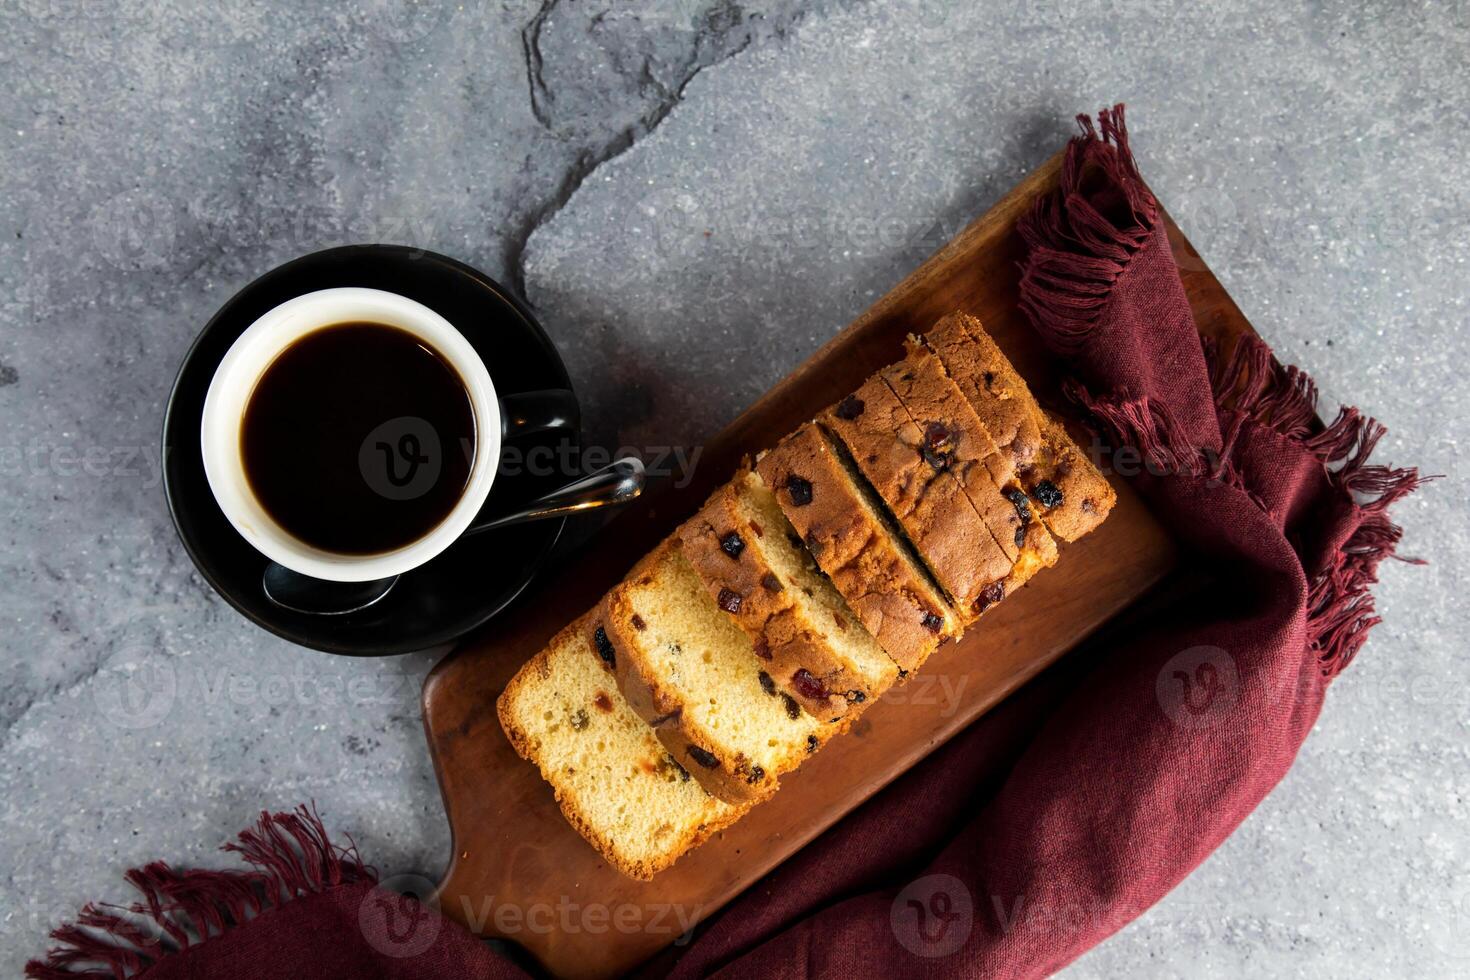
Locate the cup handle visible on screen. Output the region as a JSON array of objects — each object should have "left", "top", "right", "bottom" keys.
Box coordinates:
[{"left": 499, "top": 388, "right": 579, "bottom": 439}]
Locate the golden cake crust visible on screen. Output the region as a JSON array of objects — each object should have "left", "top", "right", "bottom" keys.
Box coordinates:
[
  {"left": 880, "top": 345, "right": 1023, "bottom": 563},
  {"left": 756, "top": 424, "right": 960, "bottom": 673},
  {"left": 922, "top": 312, "right": 1044, "bottom": 467},
  {"left": 920, "top": 312, "right": 1115, "bottom": 541},
  {"left": 822, "top": 374, "right": 1012, "bottom": 616},
  {"left": 1021, "top": 415, "right": 1118, "bottom": 542}
]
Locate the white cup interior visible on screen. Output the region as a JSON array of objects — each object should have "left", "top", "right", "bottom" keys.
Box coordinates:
[{"left": 201, "top": 287, "right": 501, "bottom": 582}]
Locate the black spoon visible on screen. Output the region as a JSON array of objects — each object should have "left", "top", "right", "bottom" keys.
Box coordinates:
[{"left": 262, "top": 456, "right": 645, "bottom": 616}]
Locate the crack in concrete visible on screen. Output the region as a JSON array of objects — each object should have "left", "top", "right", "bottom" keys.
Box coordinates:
[
  {"left": 520, "top": 0, "right": 559, "bottom": 131},
  {"left": 505, "top": 0, "right": 835, "bottom": 302},
  {"left": 0, "top": 659, "right": 105, "bottom": 751},
  {"left": 1, "top": 0, "right": 845, "bottom": 754}
]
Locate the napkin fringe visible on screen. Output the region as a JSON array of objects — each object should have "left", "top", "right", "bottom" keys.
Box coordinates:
[
  {"left": 1027, "top": 103, "right": 1424, "bottom": 679},
  {"left": 26, "top": 805, "right": 375, "bottom": 979},
  {"left": 1070, "top": 333, "right": 1423, "bottom": 678},
  {"left": 1210, "top": 334, "right": 1427, "bottom": 674},
  {"left": 1018, "top": 104, "right": 1157, "bottom": 355}
]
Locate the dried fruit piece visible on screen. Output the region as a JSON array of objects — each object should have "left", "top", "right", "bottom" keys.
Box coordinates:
[
  {"left": 1032, "top": 479, "right": 1064, "bottom": 510},
  {"left": 758, "top": 671, "right": 776, "bottom": 695},
  {"left": 785, "top": 475, "right": 814, "bottom": 506},
  {"left": 752, "top": 639, "right": 773, "bottom": 661},
  {"left": 745, "top": 764, "right": 767, "bottom": 785},
  {"left": 806, "top": 734, "right": 819, "bottom": 753},
  {"left": 782, "top": 694, "right": 801, "bottom": 720},
  {"left": 687, "top": 745, "right": 720, "bottom": 769},
  {"left": 592, "top": 626, "right": 616, "bottom": 668},
  {"left": 1015, "top": 525, "right": 1026, "bottom": 549},
  {"left": 921, "top": 610, "right": 944, "bottom": 633},
  {"left": 1004, "top": 486, "right": 1032, "bottom": 525},
  {"left": 845, "top": 689, "right": 866, "bottom": 704},
  {"left": 717, "top": 588, "right": 743, "bottom": 614},
  {"left": 834, "top": 394, "right": 865, "bottom": 420},
  {"left": 761, "top": 572, "right": 783, "bottom": 593},
  {"left": 719, "top": 531, "right": 745, "bottom": 559},
  {"left": 920, "top": 421, "right": 956, "bottom": 471},
  {"left": 593, "top": 692, "right": 613, "bottom": 712},
  {"left": 924, "top": 421, "right": 955, "bottom": 450},
  {"left": 790, "top": 668, "right": 829, "bottom": 702},
  {"left": 569, "top": 708, "right": 590, "bottom": 732},
  {"left": 920, "top": 448, "right": 949, "bottom": 471},
  {"left": 974, "top": 580, "right": 1005, "bottom": 614},
  {"left": 630, "top": 614, "right": 646, "bottom": 631}
]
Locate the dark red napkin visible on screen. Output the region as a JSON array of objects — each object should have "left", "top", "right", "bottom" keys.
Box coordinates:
[{"left": 31, "top": 106, "right": 1422, "bottom": 980}]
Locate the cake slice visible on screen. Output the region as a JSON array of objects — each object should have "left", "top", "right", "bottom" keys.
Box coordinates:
[
  {"left": 497, "top": 615, "right": 742, "bottom": 880},
  {"left": 756, "top": 424, "right": 960, "bottom": 674},
  {"left": 677, "top": 471, "right": 898, "bottom": 721},
  {"left": 821, "top": 375, "right": 1012, "bottom": 618},
  {"left": 920, "top": 312, "right": 1115, "bottom": 541},
  {"left": 591, "top": 542, "right": 825, "bottom": 805}
]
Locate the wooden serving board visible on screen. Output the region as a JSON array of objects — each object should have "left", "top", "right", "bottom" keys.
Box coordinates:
[{"left": 422, "top": 150, "right": 1253, "bottom": 978}]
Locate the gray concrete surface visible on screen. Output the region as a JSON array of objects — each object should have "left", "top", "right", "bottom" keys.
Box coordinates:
[{"left": 1, "top": 1, "right": 1466, "bottom": 975}]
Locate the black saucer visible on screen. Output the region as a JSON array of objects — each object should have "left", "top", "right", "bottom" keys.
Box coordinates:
[{"left": 163, "top": 245, "right": 579, "bottom": 656}]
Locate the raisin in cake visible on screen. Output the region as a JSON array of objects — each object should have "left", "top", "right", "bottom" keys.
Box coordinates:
[
  {"left": 497, "top": 615, "right": 742, "bottom": 880},
  {"left": 677, "top": 471, "right": 898, "bottom": 721},
  {"left": 757, "top": 424, "right": 960, "bottom": 674},
  {"left": 591, "top": 542, "right": 825, "bottom": 805},
  {"left": 1023, "top": 415, "right": 1118, "bottom": 542},
  {"left": 920, "top": 312, "right": 1115, "bottom": 540}
]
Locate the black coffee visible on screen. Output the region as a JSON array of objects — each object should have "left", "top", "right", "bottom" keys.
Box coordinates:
[{"left": 241, "top": 322, "right": 475, "bottom": 555}]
